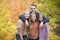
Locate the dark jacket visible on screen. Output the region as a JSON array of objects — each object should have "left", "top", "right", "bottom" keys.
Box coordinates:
[{"left": 19, "top": 12, "right": 49, "bottom": 23}]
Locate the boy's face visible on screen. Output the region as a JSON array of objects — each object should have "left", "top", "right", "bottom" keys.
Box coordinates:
[
  {"left": 39, "top": 15, "right": 43, "bottom": 21},
  {"left": 30, "top": 6, "right": 36, "bottom": 12}
]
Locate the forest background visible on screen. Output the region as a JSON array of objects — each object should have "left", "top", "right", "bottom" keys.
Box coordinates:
[{"left": 0, "top": 0, "right": 60, "bottom": 40}]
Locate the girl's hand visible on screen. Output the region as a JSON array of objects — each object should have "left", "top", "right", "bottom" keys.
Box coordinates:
[
  {"left": 25, "top": 20, "right": 29, "bottom": 27},
  {"left": 45, "top": 37, "right": 49, "bottom": 40},
  {"left": 39, "top": 22, "right": 44, "bottom": 28},
  {"left": 21, "top": 38, "right": 23, "bottom": 40}
]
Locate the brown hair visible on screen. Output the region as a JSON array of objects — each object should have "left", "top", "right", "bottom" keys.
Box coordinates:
[{"left": 31, "top": 4, "right": 37, "bottom": 7}]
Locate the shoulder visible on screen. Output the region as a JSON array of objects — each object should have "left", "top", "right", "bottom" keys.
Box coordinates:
[
  {"left": 17, "top": 19, "right": 24, "bottom": 28},
  {"left": 19, "top": 14, "right": 26, "bottom": 22},
  {"left": 44, "top": 23, "right": 49, "bottom": 26},
  {"left": 45, "top": 23, "right": 48, "bottom": 25},
  {"left": 44, "top": 17, "right": 49, "bottom": 21},
  {"left": 35, "top": 11, "right": 40, "bottom": 18},
  {"left": 43, "top": 17, "right": 49, "bottom": 24},
  {"left": 19, "top": 14, "right": 24, "bottom": 19},
  {"left": 35, "top": 11, "right": 40, "bottom": 13},
  {"left": 17, "top": 19, "right": 23, "bottom": 24},
  {"left": 35, "top": 12, "right": 40, "bottom": 15}
]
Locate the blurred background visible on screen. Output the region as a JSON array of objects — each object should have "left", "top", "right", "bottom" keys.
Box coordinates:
[{"left": 0, "top": 0, "right": 60, "bottom": 40}]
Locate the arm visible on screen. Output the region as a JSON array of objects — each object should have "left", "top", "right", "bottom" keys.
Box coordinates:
[
  {"left": 39, "top": 21, "right": 44, "bottom": 29},
  {"left": 17, "top": 20, "right": 23, "bottom": 40},
  {"left": 45, "top": 23, "right": 49, "bottom": 40},
  {"left": 43, "top": 17, "right": 49, "bottom": 24},
  {"left": 19, "top": 15, "right": 26, "bottom": 22},
  {"left": 19, "top": 15, "right": 29, "bottom": 26},
  {"left": 25, "top": 20, "right": 29, "bottom": 27}
]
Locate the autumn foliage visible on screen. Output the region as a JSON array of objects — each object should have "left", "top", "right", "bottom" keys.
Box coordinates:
[{"left": 0, "top": 0, "right": 60, "bottom": 40}]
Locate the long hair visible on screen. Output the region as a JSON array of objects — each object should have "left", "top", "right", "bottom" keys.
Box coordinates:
[{"left": 39, "top": 14, "right": 45, "bottom": 29}]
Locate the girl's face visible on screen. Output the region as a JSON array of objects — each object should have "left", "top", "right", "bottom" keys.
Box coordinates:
[
  {"left": 24, "top": 12, "right": 30, "bottom": 19},
  {"left": 31, "top": 14, "right": 36, "bottom": 21},
  {"left": 39, "top": 15, "right": 44, "bottom": 21}
]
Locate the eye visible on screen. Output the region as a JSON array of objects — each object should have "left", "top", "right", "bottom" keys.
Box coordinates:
[{"left": 31, "top": 8, "right": 35, "bottom": 9}]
